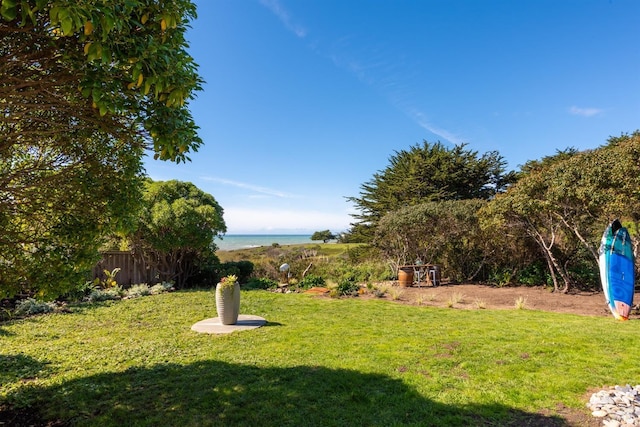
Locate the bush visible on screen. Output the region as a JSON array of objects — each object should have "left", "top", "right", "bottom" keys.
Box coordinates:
[
  {"left": 328, "top": 260, "right": 394, "bottom": 283},
  {"left": 87, "top": 287, "right": 123, "bottom": 302},
  {"left": 150, "top": 282, "right": 174, "bottom": 294},
  {"left": 126, "top": 284, "right": 152, "bottom": 298},
  {"left": 244, "top": 277, "right": 278, "bottom": 290},
  {"left": 516, "top": 262, "right": 550, "bottom": 286},
  {"left": 218, "top": 261, "right": 254, "bottom": 284},
  {"left": 63, "top": 280, "right": 97, "bottom": 302},
  {"left": 334, "top": 279, "right": 361, "bottom": 297},
  {"left": 14, "top": 298, "right": 57, "bottom": 316},
  {"left": 299, "top": 274, "right": 325, "bottom": 290}
]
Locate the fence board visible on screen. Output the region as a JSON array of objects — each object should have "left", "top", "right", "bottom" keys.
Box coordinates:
[{"left": 92, "top": 251, "right": 157, "bottom": 286}]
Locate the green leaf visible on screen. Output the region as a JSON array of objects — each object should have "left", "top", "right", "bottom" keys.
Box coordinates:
[
  {"left": 60, "top": 17, "right": 73, "bottom": 36},
  {"left": 1, "top": 0, "right": 17, "bottom": 21}
]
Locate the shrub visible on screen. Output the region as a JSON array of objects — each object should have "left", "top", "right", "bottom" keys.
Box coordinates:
[
  {"left": 335, "top": 279, "right": 360, "bottom": 297},
  {"left": 488, "top": 269, "right": 514, "bottom": 287},
  {"left": 245, "top": 277, "right": 278, "bottom": 290},
  {"left": 14, "top": 298, "right": 57, "bottom": 316},
  {"left": 126, "top": 284, "right": 152, "bottom": 298},
  {"left": 150, "top": 282, "right": 174, "bottom": 294},
  {"left": 299, "top": 274, "right": 325, "bottom": 290},
  {"left": 516, "top": 262, "right": 550, "bottom": 286},
  {"left": 63, "top": 280, "right": 97, "bottom": 302},
  {"left": 218, "top": 261, "right": 254, "bottom": 284},
  {"left": 87, "top": 287, "right": 123, "bottom": 302}
]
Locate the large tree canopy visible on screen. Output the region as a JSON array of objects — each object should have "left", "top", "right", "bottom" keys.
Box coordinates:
[
  {"left": 482, "top": 131, "right": 640, "bottom": 292},
  {"left": 128, "top": 180, "right": 227, "bottom": 289},
  {"left": 0, "top": 0, "right": 204, "bottom": 298},
  {"left": 347, "top": 141, "right": 515, "bottom": 239},
  {"left": 1, "top": 0, "right": 203, "bottom": 161},
  {"left": 374, "top": 199, "right": 492, "bottom": 281}
]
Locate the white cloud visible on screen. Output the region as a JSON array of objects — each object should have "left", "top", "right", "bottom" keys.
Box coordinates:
[
  {"left": 223, "top": 207, "right": 351, "bottom": 233},
  {"left": 201, "top": 176, "right": 296, "bottom": 198},
  {"left": 259, "top": 0, "right": 307, "bottom": 38},
  {"left": 569, "top": 106, "right": 603, "bottom": 117},
  {"left": 407, "top": 109, "right": 465, "bottom": 145}
]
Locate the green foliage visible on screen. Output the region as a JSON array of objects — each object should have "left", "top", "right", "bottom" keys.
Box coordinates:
[
  {"left": 128, "top": 180, "right": 226, "bottom": 288},
  {"left": 1, "top": 0, "right": 203, "bottom": 162},
  {"left": 244, "top": 277, "right": 278, "bottom": 290},
  {"left": 126, "top": 284, "right": 152, "bottom": 298},
  {"left": 87, "top": 287, "right": 123, "bottom": 303},
  {"left": 515, "top": 262, "right": 550, "bottom": 287},
  {"left": 95, "top": 268, "right": 121, "bottom": 289},
  {"left": 374, "top": 199, "right": 492, "bottom": 282},
  {"left": 14, "top": 298, "right": 57, "bottom": 316},
  {"left": 299, "top": 274, "right": 325, "bottom": 289},
  {"left": 310, "top": 230, "right": 336, "bottom": 243},
  {"left": 87, "top": 282, "right": 173, "bottom": 302},
  {"left": 483, "top": 131, "right": 640, "bottom": 292},
  {"left": 0, "top": 127, "right": 145, "bottom": 299},
  {"left": 0, "top": 0, "right": 204, "bottom": 299},
  {"left": 62, "top": 280, "right": 97, "bottom": 302},
  {"left": 347, "top": 141, "right": 515, "bottom": 240},
  {"left": 217, "top": 261, "right": 254, "bottom": 284},
  {"left": 334, "top": 279, "right": 361, "bottom": 297},
  {"left": 150, "top": 282, "right": 175, "bottom": 295},
  {"left": 218, "top": 243, "right": 390, "bottom": 286}
]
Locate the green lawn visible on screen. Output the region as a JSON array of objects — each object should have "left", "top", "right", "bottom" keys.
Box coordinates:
[{"left": 1, "top": 289, "right": 638, "bottom": 426}]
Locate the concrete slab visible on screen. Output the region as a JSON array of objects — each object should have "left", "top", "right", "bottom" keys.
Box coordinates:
[{"left": 191, "top": 314, "right": 267, "bottom": 334}]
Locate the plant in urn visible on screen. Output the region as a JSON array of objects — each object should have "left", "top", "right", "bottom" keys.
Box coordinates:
[{"left": 216, "top": 274, "right": 240, "bottom": 325}]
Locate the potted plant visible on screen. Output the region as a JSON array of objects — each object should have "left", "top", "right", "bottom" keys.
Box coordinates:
[{"left": 215, "top": 274, "right": 240, "bottom": 325}]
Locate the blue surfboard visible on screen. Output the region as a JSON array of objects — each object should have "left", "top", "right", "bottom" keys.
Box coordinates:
[{"left": 599, "top": 219, "right": 635, "bottom": 320}]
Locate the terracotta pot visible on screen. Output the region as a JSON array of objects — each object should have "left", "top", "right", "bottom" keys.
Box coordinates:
[{"left": 215, "top": 282, "right": 240, "bottom": 325}]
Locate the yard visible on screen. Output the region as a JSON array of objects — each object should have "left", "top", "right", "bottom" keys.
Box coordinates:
[{"left": 1, "top": 286, "right": 636, "bottom": 426}]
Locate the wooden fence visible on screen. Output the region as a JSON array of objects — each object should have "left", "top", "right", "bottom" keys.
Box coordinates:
[{"left": 92, "top": 251, "right": 157, "bottom": 286}]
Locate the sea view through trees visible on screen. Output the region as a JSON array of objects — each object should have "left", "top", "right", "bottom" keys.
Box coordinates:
[{"left": 215, "top": 234, "right": 312, "bottom": 251}]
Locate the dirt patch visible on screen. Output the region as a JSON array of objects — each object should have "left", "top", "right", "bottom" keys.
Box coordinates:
[{"left": 366, "top": 282, "right": 637, "bottom": 319}]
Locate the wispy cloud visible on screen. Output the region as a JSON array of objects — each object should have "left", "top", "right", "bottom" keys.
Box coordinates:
[
  {"left": 201, "top": 176, "right": 296, "bottom": 198},
  {"left": 259, "top": 0, "right": 307, "bottom": 38},
  {"left": 326, "top": 38, "right": 461, "bottom": 145},
  {"left": 407, "top": 109, "right": 465, "bottom": 145},
  {"left": 266, "top": 3, "right": 459, "bottom": 146},
  {"left": 569, "top": 106, "right": 603, "bottom": 117}
]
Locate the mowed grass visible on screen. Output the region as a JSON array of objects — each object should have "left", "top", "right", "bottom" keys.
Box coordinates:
[{"left": 2, "top": 289, "right": 639, "bottom": 426}]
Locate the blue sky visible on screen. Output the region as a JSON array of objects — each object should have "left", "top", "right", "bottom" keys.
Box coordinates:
[{"left": 144, "top": 0, "right": 640, "bottom": 234}]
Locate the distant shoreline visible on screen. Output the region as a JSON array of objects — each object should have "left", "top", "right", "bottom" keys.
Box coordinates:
[{"left": 215, "top": 234, "right": 313, "bottom": 251}]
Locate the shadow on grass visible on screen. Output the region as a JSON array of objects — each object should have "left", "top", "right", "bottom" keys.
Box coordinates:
[
  {"left": 0, "top": 354, "right": 50, "bottom": 387},
  {"left": 3, "top": 360, "right": 572, "bottom": 427}
]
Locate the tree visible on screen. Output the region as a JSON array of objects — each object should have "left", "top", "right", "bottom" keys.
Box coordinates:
[
  {"left": 0, "top": 128, "right": 144, "bottom": 299},
  {"left": 0, "top": 1, "right": 203, "bottom": 298},
  {"left": 1, "top": 0, "right": 203, "bottom": 161},
  {"left": 346, "top": 141, "right": 515, "bottom": 240},
  {"left": 128, "top": 180, "right": 226, "bottom": 289},
  {"left": 374, "top": 199, "right": 493, "bottom": 281},
  {"left": 311, "top": 230, "right": 336, "bottom": 243},
  {"left": 481, "top": 131, "right": 640, "bottom": 292}
]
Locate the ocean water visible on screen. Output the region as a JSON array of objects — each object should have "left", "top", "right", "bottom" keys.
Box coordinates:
[{"left": 215, "top": 234, "right": 313, "bottom": 251}]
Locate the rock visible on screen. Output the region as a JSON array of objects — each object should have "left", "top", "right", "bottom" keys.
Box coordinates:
[{"left": 588, "top": 385, "right": 640, "bottom": 425}]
